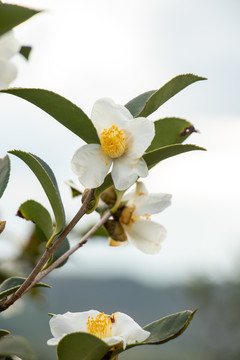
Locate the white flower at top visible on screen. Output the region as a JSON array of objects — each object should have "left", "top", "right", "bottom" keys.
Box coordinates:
[
  {"left": 110, "top": 182, "right": 172, "bottom": 254},
  {"left": 47, "top": 310, "right": 150, "bottom": 350},
  {"left": 71, "top": 98, "right": 155, "bottom": 191},
  {"left": 0, "top": 31, "right": 20, "bottom": 89}
]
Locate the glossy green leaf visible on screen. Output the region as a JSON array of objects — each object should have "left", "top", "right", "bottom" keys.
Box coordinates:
[
  {"left": 8, "top": 151, "right": 65, "bottom": 235},
  {"left": 143, "top": 144, "right": 206, "bottom": 170},
  {"left": 0, "top": 277, "right": 50, "bottom": 300},
  {"left": 0, "top": 331, "right": 10, "bottom": 339},
  {"left": 17, "top": 200, "right": 53, "bottom": 240},
  {"left": 19, "top": 46, "right": 32, "bottom": 60},
  {"left": 57, "top": 332, "right": 111, "bottom": 360},
  {"left": 0, "top": 335, "right": 36, "bottom": 360},
  {"left": 0, "top": 155, "right": 10, "bottom": 199},
  {"left": 143, "top": 310, "right": 196, "bottom": 344},
  {"left": 0, "top": 89, "right": 99, "bottom": 144},
  {"left": 0, "top": 3, "right": 40, "bottom": 36},
  {"left": 147, "top": 117, "right": 196, "bottom": 152},
  {"left": 125, "top": 74, "right": 207, "bottom": 118}
]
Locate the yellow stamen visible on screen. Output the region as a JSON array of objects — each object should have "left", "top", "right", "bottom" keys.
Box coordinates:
[
  {"left": 100, "top": 125, "right": 126, "bottom": 158},
  {"left": 131, "top": 213, "right": 151, "bottom": 222},
  {"left": 86, "top": 312, "right": 112, "bottom": 339}
]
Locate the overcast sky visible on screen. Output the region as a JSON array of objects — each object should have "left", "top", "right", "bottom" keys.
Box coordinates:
[{"left": 1, "top": 0, "right": 240, "bottom": 285}]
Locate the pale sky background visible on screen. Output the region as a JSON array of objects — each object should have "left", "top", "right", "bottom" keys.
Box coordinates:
[{"left": 1, "top": 0, "right": 240, "bottom": 285}]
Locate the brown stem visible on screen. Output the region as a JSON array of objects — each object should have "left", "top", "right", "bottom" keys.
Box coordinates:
[
  {"left": 0, "top": 189, "right": 95, "bottom": 312},
  {"left": 27, "top": 210, "right": 111, "bottom": 290}
]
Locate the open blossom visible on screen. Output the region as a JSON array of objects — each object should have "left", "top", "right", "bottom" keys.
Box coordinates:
[
  {"left": 110, "top": 182, "right": 172, "bottom": 254},
  {"left": 0, "top": 31, "right": 20, "bottom": 89},
  {"left": 47, "top": 310, "right": 150, "bottom": 350},
  {"left": 71, "top": 98, "right": 155, "bottom": 191}
]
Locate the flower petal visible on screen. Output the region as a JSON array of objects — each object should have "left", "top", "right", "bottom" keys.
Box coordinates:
[
  {"left": 91, "top": 98, "right": 133, "bottom": 135},
  {"left": 71, "top": 144, "right": 112, "bottom": 188},
  {"left": 112, "top": 156, "right": 148, "bottom": 190},
  {"left": 47, "top": 310, "right": 100, "bottom": 345},
  {"left": 133, "top": 194, "right": 172, "bottom": 217},
  {"left": 125, "top": 117, "right": 155, "bottom": 158},
  {"left": 0, "top": 31, "right": 20, "bottom": 59},
  {"left": 104, "top": 335, "right": 125, "bottom": 348},
  {"left": 112, "top": 312, "right": 150, "bottom": 349},
  {"left": 124, "top": 219, "right": 166, "bottom": 254},
  {"left": 0, "top": 59, "right": 17, "bottom": 88}
]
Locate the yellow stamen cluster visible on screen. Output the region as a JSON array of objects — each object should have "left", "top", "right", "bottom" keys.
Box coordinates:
[
  {"left": 100, "top": 125, "right": 126, "bottom": 158},
  {"left": 132, "top": 213, "right": 151, "bottom": 222},
  {"left": 120, "top": 205, "right": 151, "bottom": 226},
  {"left": 86, "top": 312, "right": 112, "bottom": 339}
]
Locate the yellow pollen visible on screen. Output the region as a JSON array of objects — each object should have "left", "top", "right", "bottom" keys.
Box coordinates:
[
  {"left": 100, "top": 125, "right": 126, "bottom": 158},
  {"left": 86, "top": 312, "right": 112, "bottom": 339},
  {"left": 131, "top": 213, "right": 151, "bottom": 222}
]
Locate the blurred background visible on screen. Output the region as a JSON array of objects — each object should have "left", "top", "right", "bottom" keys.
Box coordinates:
[{"left": 1, "top": 0, "right": 240, "bottom": 359}]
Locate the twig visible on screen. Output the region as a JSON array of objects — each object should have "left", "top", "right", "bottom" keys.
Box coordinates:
[
  {"left": 0, "top": 189, "right": 95, "bottom": 312},
  {"left": 27, "top": 210, "right": 111, "bottom": 290}
]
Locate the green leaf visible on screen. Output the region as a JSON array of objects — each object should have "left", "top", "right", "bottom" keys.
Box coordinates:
[
  {"left": 125, "top": 74, "right": 207, "bottom": 118},
  {"left": 143, "top": 144, "right": 206, "bottom": 170},
  {"left": 94, "top": 174, "right": 113, "bottom": 199},
  {"left": 8, "top": 151, "right": 65, "bottom": 236},
  {"left": 0, "top": 277, "right": 51, "bottom": 300},
  {"left": 0, "top": 331, "right": 10, "bottom": 339},
  {"left": 0, "top": 155, "right": 10, "bottom": 199},
  {"left": 57, "top": 332, "right": 111, "bottom": 360},
  {"left": 19, "top": 46, "right": 32, "bottom": 60},
  {"left": 110, "top": 310, "right": 196, "bottom": 359},
  {"left": 65, "top": 180, "right": 82, "bottom": 198},
  {"left": 45, "top": 236, "right": 70, "bottom": 269},
  {"left": 0, "top": 3, "right": 41, "bottom": 36},
  {"left": 0, "top": 334, "right": 36, "bottom": 360},
  {"left": 143, "top": 310, "right": 197, "bottom": 344},
  {"left": 125, "top": 90, "right": 156, "bottom": 117},
  {"left": 147, "top": 118, "right": 197, "bottom": 152},
  {"left": 17, "top": 200, "right": 53, "bottom": 240},
  {"left": 0, "top": 89, "right": 99, "bottom": 144}
]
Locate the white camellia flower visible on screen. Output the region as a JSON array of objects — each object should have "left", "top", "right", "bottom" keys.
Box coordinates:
[
  {"left": 47, "top": 310, "right": 150, "bottom": 350},
  {"left": 0, "top": 31, "right": 20, "bottom": 89},
  {"left": 71, "top": 98, "right": 155, "bottom": 191},
  {"left": 110, "top": 182, "right": 172, "bottom": 254}
]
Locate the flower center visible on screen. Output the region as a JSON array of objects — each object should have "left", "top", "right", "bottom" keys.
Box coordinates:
[
  {"left": 86, "top": 312, "right": 112, "bottom": 339},
  {"left": 100, "top": 125, "right": 126, "bottom": 158}
]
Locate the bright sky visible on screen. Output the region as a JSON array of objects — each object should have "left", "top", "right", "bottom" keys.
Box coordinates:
[{"left": 1, "top": 0, "right": 240, "bottom": 285}]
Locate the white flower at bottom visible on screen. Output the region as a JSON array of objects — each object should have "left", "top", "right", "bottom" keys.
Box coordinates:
[
  {"left": 110, "top": 182, "right": 172, "bottom": 254},
  {"left": 0, "top": 31, "right": 20, "bottom": 89},
  {"left": 47, "top": 310, "right": 150, "bottom": 350},
  {"left": 71, "top": 98, "right": 155, "bottom": 191}
]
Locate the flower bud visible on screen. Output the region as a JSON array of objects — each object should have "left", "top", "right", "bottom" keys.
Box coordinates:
[
  {"left": 82, "top": 189, "right": 98, "bottom": 213},
  {"left": 100, "top": 187, "right": 117, "bottom": 207},
  {"left": 104, "top": 220, "right": 127, "bottom": 242}
]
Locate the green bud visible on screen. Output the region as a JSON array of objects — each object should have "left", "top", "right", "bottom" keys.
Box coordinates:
[
  {"left": 100, "top": 186, "right": 117, "bottom": 207},
  {"left": 82, "top": 189, "right": 98, "bottom": 213},
  {"left": 104, "top": 219, "right": 127, "bottom": 242}
]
